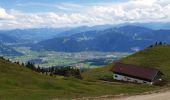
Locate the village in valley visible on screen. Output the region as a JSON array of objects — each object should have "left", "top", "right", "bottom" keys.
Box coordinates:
[{"left": 6, "top": 47, "right": 130, "bottom": 68}]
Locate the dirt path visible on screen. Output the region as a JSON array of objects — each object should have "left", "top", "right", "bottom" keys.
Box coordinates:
[
  {"left": 71, "top": 89, "right": 170, "bottom": 100},
  {"left": 113, "top": 91, "right": 170, "bottom": 100}
]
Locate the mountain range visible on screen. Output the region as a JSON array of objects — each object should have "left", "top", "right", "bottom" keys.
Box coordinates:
[
  {"left": 31, "top": 25, "right": 170, "bottom": 52},
  {"left": 0, "top": 22, "right": 170, "bottom": 53},
  {"left": 0, "top": 25, "right": 113, "bottom": 44},
  {"left": 0, "top": 43, "right": 23, "bottom": 56}
]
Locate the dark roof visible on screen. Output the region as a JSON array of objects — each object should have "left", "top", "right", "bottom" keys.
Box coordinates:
[{"left": 112, "top": 63, "right": 161, "bottom": 81}]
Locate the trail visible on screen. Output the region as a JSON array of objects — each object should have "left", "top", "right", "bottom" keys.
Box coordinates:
[
  {"left": 114, "top": 91, "right": 170, "bottom": 100},
  {"left": 71, "top": 90, "right": 170, "bottom": 100}
]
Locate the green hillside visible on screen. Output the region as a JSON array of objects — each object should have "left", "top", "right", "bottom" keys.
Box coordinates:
[
  {"left": 1, "top": 45, "right": 170, "bottom": 99},
  {"left": 0, "top": 58, "right": 156, "bottom": 100},
  {"left": 83, "top": 45, "right": 170, "bottom": 82},
  {"left": 120, "top": 45, "right": 170, "bottom": 82}
]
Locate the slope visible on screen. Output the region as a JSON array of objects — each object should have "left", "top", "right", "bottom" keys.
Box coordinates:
[
  {"left": 83, "top": 45, "right": 170, "bottom": 83},
  {"left": 0, "top": 57, "right": 157, "bottom": 100},
  {"left": 120, "top": 45, "right": 170, "bottom": 81}
]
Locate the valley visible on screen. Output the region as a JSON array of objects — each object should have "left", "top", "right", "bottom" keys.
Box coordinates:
[{"left": 6, "top": 47, "right": 130, "bottom": 68}]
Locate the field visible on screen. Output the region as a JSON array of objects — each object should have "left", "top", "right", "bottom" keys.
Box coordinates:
[{"left": 7, "top": 47, "right": 130, "bottom": 68}]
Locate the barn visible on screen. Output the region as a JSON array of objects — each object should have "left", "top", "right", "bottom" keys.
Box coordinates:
[{"left": 112, "top": 63, "right": 163, "bottom": 85}]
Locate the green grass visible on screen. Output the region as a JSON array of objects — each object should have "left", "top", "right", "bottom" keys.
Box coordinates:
[
  {"left": 1, "top": 46, "right": 170, "bottom": 99},
  {"left": 120, "top": 46, "right": 170, "bottom": 82},
  {"left": 0, "top": 58, "right": 159, "bottom": 100},
  {"left": 0, "top": 60, "right": 159, "bottom": 100},
  {"left": 83, "top": 46, "right": 170, "bottom": 81}
]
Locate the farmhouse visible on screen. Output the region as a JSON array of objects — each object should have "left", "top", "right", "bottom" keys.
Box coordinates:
[{"left": 112, "top": 63, "right": 163, "bottom": 85}]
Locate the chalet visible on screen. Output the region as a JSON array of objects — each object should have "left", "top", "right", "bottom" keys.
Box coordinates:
[{"left": 112, "top": 63, "right": 163, "bottom": 85}]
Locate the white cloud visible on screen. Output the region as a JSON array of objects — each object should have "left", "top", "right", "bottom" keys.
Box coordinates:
[
  {"left": 0, "top": 7, "right": 6, "bottom": 17},
  {"left": 0, "top": 7, "right": 15, "bottom": 20},
  {"left": 0, "top": 0, "right": 170, "bottom": 29},
  {"left": 55, "top": 3, "right": 84, "bottom": 11}
]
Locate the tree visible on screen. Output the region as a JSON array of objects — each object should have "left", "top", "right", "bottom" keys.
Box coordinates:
[
  {"left": 0, "top": 56, "right": 4, "bottom": 60},
  {"left": 159, "top": 42, "right": 163, "bottom": 46},
  {"left": 37, "top": 65, "right": 41, "bottom": 73},
  {"left": 21, "top": 63, "right": 25, "bottom": 66},
  {"left": 155, "top": 42, "right": 158, "bottom": 46},
  {"left": 26, "top": 62, "right": 36, "bottom": 71}
]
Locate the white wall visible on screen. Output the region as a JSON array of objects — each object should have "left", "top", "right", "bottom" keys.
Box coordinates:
[{"left": 113, "top": 73, "right": 152, "bottom": 85}]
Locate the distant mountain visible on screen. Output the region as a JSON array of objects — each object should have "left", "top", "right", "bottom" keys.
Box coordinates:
[
  {"left": 56, "top": 24, "right": 114, "bottom": 37},
  {"left": 32, "top": 25, "right": 169, "bottom": 52},
  {"left": 115, "top": 25, "right": 152, "bottom": 35},
  {"left": 0, "top": 25, "right": 113, "bottom": 44},
  {"left": 1, "top": 23, "right": 170, "bottom": 52},
  {"left": 151, "top": 30, "right": 170, "bottom": 42},
  {"left": 0, "top": 43, "right": 23, "bottom": 56},
  {"left": 120, "top": 22, "right": 170, "bottom": 30},
  {"left": 4, "top": 28, "right": 71, "bottom": 43},
  {"left": 143, "top": 22, "right": 170, "bottom": 30},
  {"left": 0, "top": 32, "right": 20, "bottom": 43}
]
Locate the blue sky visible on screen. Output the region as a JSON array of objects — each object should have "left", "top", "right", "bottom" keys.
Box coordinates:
[
  {"left": 0, "top": 0, "right": 126, "bottom": 12},
  {"left": 0, "top": 0, "right": 170, "bottom": 29}
]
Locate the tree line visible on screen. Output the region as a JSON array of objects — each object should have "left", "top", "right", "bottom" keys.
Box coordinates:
[
  {"left": 149, "top": 41, "right": 168, "bottom": 48},
  {"left": 0, "top": 57, "right": 82, "bottom": 79}
]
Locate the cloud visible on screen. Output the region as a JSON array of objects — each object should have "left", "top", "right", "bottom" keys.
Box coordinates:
[
  {"left": 0, "top": 7, "right": 15, "bottom": 20},
  {"left": 0, "top": 7, "right": 6, "bottom": 17},
  {"left": 0, "top": 0, "right": 170, "bottom": 29},
  {"left": 87, "top": 0, "right": 170, "bottom": 22},
  {"left": 55, "top": 3, "right": 84, "bottom": 11}
]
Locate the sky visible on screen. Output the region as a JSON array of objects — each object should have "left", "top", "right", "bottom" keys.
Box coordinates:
[{"left": 0, "top": 0, "right": 170, "bottom": 29}]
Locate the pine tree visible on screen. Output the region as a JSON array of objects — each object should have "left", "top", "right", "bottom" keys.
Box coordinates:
[{"left": 159, "top": 42, "right": 163, "bottom": 46}]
